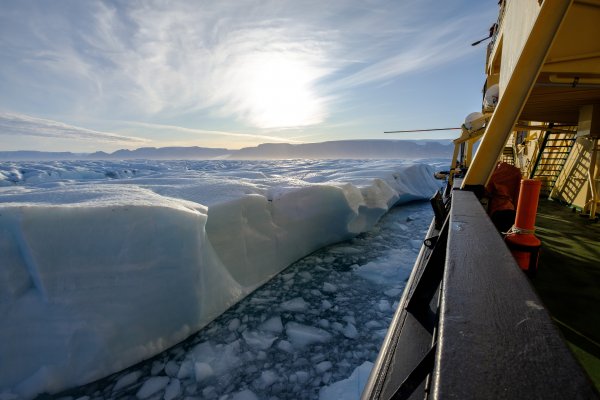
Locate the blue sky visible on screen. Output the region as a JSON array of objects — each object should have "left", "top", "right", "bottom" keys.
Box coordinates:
[{"left": 0, "top": 0, "right": 497, "bottom": 152}]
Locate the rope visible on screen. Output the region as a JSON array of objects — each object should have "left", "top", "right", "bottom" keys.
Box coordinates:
[{"left": 504, "top": 225, "right": 536, "bottom": 235}]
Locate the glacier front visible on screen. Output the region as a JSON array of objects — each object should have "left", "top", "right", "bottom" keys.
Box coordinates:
[{"left": 0, "top": 159, "right": 441, "bottom": 398}]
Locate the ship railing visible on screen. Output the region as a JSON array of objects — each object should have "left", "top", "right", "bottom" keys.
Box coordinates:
[
  {"left": 485, "top": 0, "right": 506, "bottom": 71},
  {"left": 361, "top": 184, "right": 599, "bottom": 400}
]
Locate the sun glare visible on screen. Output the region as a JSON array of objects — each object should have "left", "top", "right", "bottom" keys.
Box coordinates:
[{"left": 237, "top": 53, "right": 325, "bottom": 129}]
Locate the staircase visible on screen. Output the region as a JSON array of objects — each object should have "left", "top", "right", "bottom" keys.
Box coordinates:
[
  {"left": 529, "top": 131, "right": 577, "bottom": 196},
  {"left": 501, "top": 145, "right": 515, "bottom": 165}
]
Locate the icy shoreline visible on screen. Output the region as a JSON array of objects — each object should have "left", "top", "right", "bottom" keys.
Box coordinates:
[{"left": 0, "top": 160, "right": 441, "bottom": 398}]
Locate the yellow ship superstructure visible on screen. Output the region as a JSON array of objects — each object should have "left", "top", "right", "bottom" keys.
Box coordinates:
[
  {"left": 363, "top": 1, "right": 600, "bottom": 398},
  {"left": 464, "top": 0, "right": 600, "bottom": 214}
]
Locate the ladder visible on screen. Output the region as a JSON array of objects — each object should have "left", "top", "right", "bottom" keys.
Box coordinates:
[
  {"left": 501, "top": 145, "right": 515, "bottom": 165},
  {"left": 529, "top": 131, "right": 577, "bottom": 196}
]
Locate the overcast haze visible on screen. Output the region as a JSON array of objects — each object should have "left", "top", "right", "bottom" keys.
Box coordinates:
[{"left": 0, "top": 0, "right": 497, "bottom": 152}]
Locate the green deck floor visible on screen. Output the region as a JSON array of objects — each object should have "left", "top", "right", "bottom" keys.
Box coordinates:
[{"left": 533, "top": 198, "right": 600, "bottom": 390}]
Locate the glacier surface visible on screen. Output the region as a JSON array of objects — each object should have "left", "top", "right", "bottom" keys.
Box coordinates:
[{"left": 0, "top": 159, "right": 441, "bottom": 398}]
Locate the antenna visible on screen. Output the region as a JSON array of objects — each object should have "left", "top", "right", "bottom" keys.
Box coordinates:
[
  {"left": 471, "top": 35, "right": 492, "bottom": 46},
  {"left": 472, "top": 23, "right": 498, "bottom": 46}
]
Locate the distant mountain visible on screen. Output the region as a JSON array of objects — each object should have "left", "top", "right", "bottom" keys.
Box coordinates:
[
  {"left": 89, "top": 146, "right": 233, "bottom": 160},
  {"left": 0, "top": 140, "right": 453, "bottom": 161},
  {"left": 0, "top": 150, "right": 88, "bottom": 160},
  {"left": 0, "top": 147, "right": 233, "bottom": 161}
]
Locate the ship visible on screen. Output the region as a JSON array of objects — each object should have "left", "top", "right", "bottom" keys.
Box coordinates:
[{"left": 362, "top": 0, "right": 600, "bottom": 399}]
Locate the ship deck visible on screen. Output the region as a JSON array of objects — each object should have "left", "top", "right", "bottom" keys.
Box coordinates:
[{"left": 533, "top": 198, "right": 600, "bottom": 390}]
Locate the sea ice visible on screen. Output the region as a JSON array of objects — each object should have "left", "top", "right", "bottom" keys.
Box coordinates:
[
  {"left": 177, "top": 361, "right": 194, "bottom": 380},
  {"left": 242, "top": 331, "right": 277, "bottom": 350},
  {"left": 319, "top": 361, "right": 374, "bottom": 400},
  {"left": 194, "top": 363, "right": 213, "bottom": 382},
  {"left": 384, "top": 287, "right": 403, "bottom": 298},
  {"left": 228, "top": 318, "right": 241, "bottom": 332},
  {"left": 295, "top": 371, "right": 310, "bottom": 384},
  {"left": 285, "top": 322, "right": 332, "bottom": 348},
  {"left": 322, "top": 283, "right": 337, "bottom": 293},
  {"left": 276, "top": 340, "right": 294, "bottom": 353},
  {"left": 331, "top": 322, "right": 344, "bottom": 332},
  {"left": 281, "top": 272, "right": 295, "bottom": 281},
  {"left": 231, "top": 389, "right": 259, "bottom": 400},
  {"left": 299, "top": 271, "right": 312, "bottom": 280},
  {"left": 135, "top": 376, "right": 169, "bottom": 399},
  {"left": 343, "top": 323, "right": 359, "bottom": 339},
  {"left": 0, "top": 159, "right": 440, "bottom": 398},
  {"left": 202, "top": 386, "right": 217, "bottom": 398},
  {"left": 150, "top": 361, "right": 164, "bottom": 376},
  {"left": 163, "top": 379, "right": 181, "bottom": 400},
  {"left": 257, "top": 370, "right": 278, "bottom": 388},
  {"left": 377, "top": 299, "right": 392, "bottom": 313},
  {"left": 321, "top": 300, "right": 333, "bottom": 310},
  {"left": 365, "top": 320, "right": 382, "bottom": 330},
  {"left": 86, "top": 199, "right": 428, "bottom": 398},
  {"left": 258, "top": 316, "right": 283, "bottom": 333},
  {"left": 353, "top": 256, "right": 411, "bottom": 285},
  {"left": 164, "top": 361, "right": 180, "bottom": 378},
  {"left": 315, "top": 361, "right": 333, "bottom": 374},
  {"left": 410, "top": 239, "right": 423, "bottom": 249},
  {"left": 280, "top": 297, "right": 309, "bottom": 312},
  {"left": 112, "top": 371, "right": 142, "bottom": 392}
]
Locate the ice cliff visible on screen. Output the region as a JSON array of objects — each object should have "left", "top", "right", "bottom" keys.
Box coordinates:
[{"left": 0, "top": 160, "right": 441, "bottom": 398}]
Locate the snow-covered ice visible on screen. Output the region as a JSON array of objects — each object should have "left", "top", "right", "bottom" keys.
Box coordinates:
[
  {"left": 43, "top": 200, "right": 433, "bottom": 399},
  {"left": 319, "top": 361, "right": 374, "bottom": 400},
  {"left": 281, "top": 297, "right": 310, "bottom": 312},
  {"left": 0, "top": 159, "right": 440, "bottom": 398},
  {"left": 285, "top": 322, "right": 333, "bottom": 349},
  {"left": 259, "top": 316, "right": 284, "bottom": 334}
]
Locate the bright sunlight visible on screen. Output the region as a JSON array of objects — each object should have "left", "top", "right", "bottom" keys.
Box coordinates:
[{"left": 235, "top": 52, "right": 326, "bottom": 129}]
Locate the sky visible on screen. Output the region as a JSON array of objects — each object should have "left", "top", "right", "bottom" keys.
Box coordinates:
[{"left": 0, "top": 0, "right": 498, "bottom": 153}]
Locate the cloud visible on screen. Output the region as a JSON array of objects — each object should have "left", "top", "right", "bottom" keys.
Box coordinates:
[
  {"left": 0, "top": 1, "right": 495, "bottom": 132},
  {"left": 327, "top": 15, "right": 487, "bottom": 91},
  {"left": 0, "top": 1, "right": 342, "bottom": 129},
  {"left": 0, "top": 112, "right": 147, "bottom": 143}
]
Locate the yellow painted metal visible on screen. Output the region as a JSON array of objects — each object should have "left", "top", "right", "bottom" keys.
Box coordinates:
[
  {"left": 462, "top": 0, "right": 574, "bottom": 187},
  {"left": 448, "top": 143, "right": 461, "bottom": 187},
  {"left": 542, "top": 0, "right": 600, "bottom": 75},
  {"left": 584, "top": 138, "right": 599, "bottom": 218},
  {"left": 548, "top": 74, "right": 600, "bottom": 85},
  {"left": 465, "top": 140, "right": 475, "bottom": 168},
  {"left": 514, "top": 124, "right": 576, "bottom": 134},
  {"left": 577, "top": 104, "right": 600, "bottom": 138}
]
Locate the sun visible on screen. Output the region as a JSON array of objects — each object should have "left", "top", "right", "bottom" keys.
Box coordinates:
[{"left": 236, "top": 53, "right": 326, "bottom": 129}]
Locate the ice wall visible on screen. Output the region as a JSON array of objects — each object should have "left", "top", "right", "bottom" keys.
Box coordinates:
[{"left": 0, "top": 161, "right": 440, "bottom": 398}]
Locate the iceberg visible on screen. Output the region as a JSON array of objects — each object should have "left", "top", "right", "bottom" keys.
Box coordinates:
[{"left": 0, "top": 160, "right": 441, "bottom": 398}]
